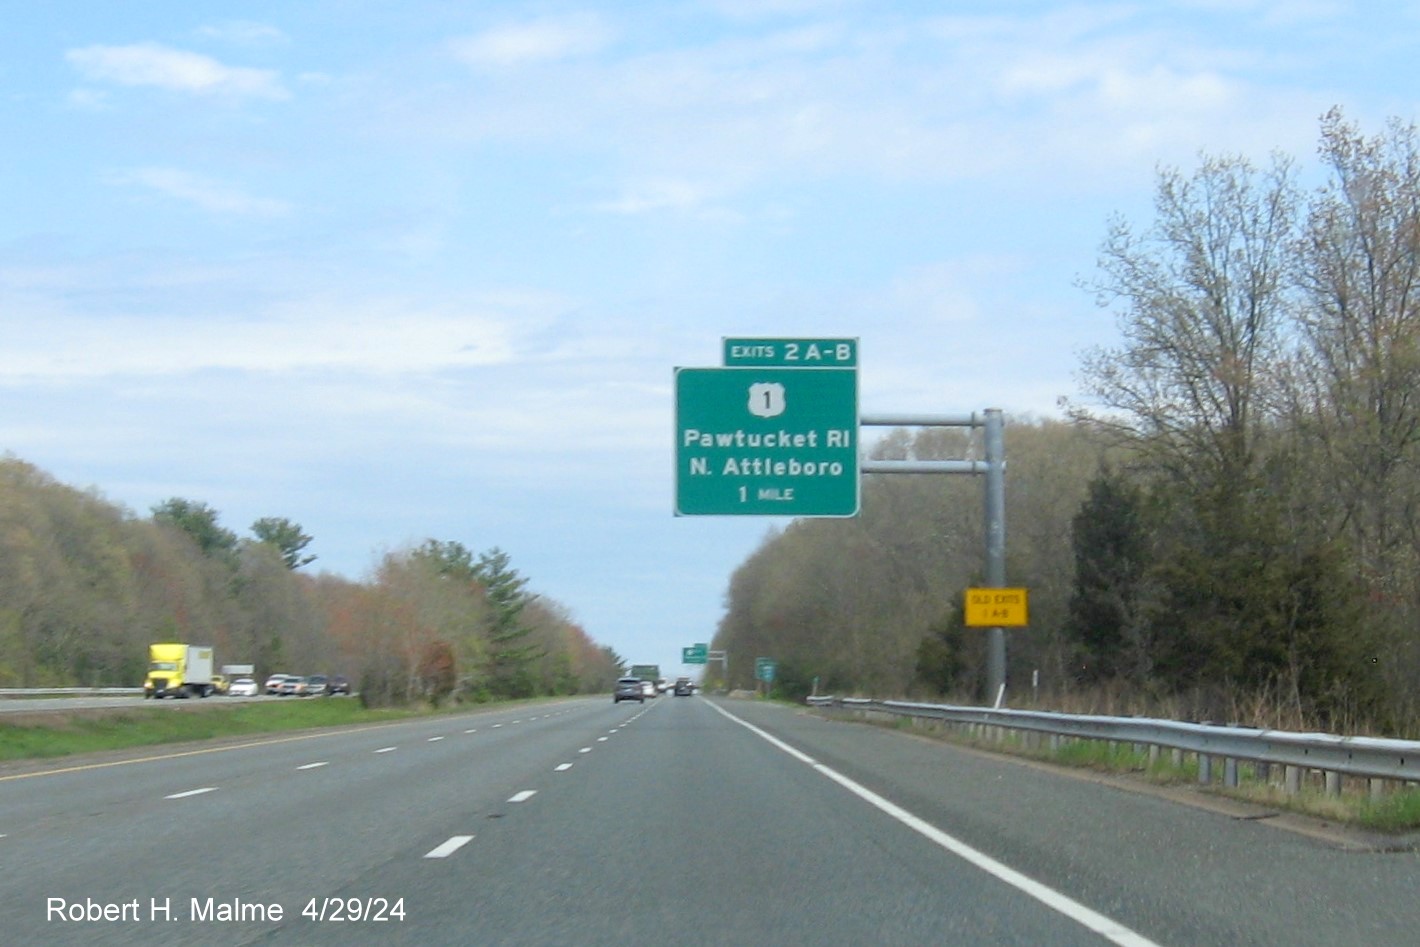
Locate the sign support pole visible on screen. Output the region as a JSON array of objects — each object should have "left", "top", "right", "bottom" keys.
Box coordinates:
[
  {"left": 861, "top": 409, "right": 1008, "bottom": 702},
  {"left": 983, "top": 408, "right": 1006, "bottom": 702}
]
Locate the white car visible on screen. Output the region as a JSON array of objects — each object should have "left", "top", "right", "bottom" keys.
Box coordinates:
[{"left": 228, "top": 677, "right": 260, "bottom": 697}]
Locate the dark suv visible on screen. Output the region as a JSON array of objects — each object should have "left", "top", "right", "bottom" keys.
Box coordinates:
[
  {"left": 673, "top": 678, "right": 693, "bottom": 696},
  {"left": 614, "top": 677, "right": 645, "bottom": 703}
]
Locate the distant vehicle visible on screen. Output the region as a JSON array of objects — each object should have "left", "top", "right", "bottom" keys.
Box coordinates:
[
  {"left": 228, "top": 677, "right": 259, "bottom": 697},
  {"left": 674, "top": 678, "right": 693, "bottom": 697},
  {"left": 210, "top": 673, "right": 231, "bottom": 695},
  {"left": 614, "top": 677, "right": 645, "bottom": 703},
  {"left": 326, "top": 675, "right": 351, "bottom": 696},
  {"left": 144, "top": 643, "right": 217, "bottom": 699},
  {"left": 278, "top": 676, "right": 306, "bottom": 696},
  {"left": 640, "top": 680, "right": 656, "bottom": 699},
  {"left": 305, "top": 674, "right": 329, "bottom": 697},
  {"left": 264, "top": 674, "right": 291, "bottom": 695}
]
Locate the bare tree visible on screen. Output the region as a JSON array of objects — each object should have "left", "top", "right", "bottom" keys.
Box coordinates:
[
  {"left": 1076, "top": 152, "right": 1299, "bottom": 489},
  {"left": 1292, "top": 109, "right": 1420, "bottom": 592}
]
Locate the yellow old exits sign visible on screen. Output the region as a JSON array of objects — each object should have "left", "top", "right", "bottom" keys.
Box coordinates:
[{"left": 965, "top": 587, "right": 1029, "bottom": 627}]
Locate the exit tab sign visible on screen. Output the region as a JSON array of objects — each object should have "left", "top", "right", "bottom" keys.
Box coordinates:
[
  {"left": 723, "top": 337, "right": 857, "bottom": 368},
  {"left": 964, "top": 588, "right": 1029, "bottom": 627}
]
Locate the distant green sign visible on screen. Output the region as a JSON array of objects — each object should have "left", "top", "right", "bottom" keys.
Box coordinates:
[
  {"left": 675, "top": 367, "right": 859, "bottom": 516},
  {"left": 755, "top": 657, "right": 777, "bottom": 683},
  {"left": 682, "top": 643, "right": 708, "bottom": 665},
  {"left": 723, "top": 337, "right": 858, "bottom": 368}
]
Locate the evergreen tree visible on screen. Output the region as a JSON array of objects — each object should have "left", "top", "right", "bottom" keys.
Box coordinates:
[
  {"left": 1064, "top": 470, "right": 1153, "bottom": 684},
  {"left": 473, "top": 547, "right": 543, "bottom": 698},
  {"left": 251, "top": 516, "right": 317, "bottom": 570}
]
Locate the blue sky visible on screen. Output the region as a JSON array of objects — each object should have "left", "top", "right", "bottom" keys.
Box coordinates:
[{"left": 2, "top": 1, "right": 1417, "bottom": 674}]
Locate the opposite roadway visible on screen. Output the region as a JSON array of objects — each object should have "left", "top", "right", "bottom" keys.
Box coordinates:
[{"left": 2, "top": 694, "right": 1417, "bottom": 946}]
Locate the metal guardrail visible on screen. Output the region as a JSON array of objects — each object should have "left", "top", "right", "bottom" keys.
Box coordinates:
[
  {"left": 0, "top": 687, "right": 143, "bottom": 697},
  {"left": 807, "top": 696, "right": 1420, "bottom": 793}
]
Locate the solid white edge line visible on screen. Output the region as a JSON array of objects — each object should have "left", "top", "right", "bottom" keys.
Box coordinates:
[
  {"left": 424, "top": 835, "right": 474, "bottom": 858},
  {"left": 165, "top": 787, "right": 217, "bottom": 799},
  {"left": 705, "top": 701, "right": 1164, "bottom": 947}
]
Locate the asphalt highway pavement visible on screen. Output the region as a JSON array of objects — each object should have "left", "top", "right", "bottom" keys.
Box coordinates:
[{"left": 3, "top": 695, "right": 1418, "bottom": 946}]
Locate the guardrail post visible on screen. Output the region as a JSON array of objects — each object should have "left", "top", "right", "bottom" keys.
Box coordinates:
[
  {"left": 1198, "top": 754, "right": 1213, "bottom": 784},
  {"left": 1325, "top": 771, "right": 1342, "bottom": 795},
  {"left": 1224, "top": 757, "right": 1239, "bottom": 788},
  {"left": 1284, "top": 766, "right": 1301, "bottom": 795}
]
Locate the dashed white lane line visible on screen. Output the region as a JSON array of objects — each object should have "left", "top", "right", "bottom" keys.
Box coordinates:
[
  {"left": 424, "top": 835, "right": 475, "bottom": 859},
  {"left": 555, "top": 763, "right": 573, "bottom": 772},
  {"left": 492, "top": 724, "right": 503, "bottom": 729},
  {"left": 578, "top": 747, "right": 592, "bottom": 754},
  {"left": 165, "top": 787, "right": 217, "bottom": 799},
  {"left": 428, "top": 736, "right": 444, "bottom": 742},
  {"left": 297, "top": 762, "right": 329, "bottom": 770},
  {"left": 508, "top": 790, "right": 537, "bottom": 803},
  {"left": 375, "top": 747, "right": 397, "bottom": 754},
  {"left": 465, "top": 729, "right": 478, "bottom": 734}
]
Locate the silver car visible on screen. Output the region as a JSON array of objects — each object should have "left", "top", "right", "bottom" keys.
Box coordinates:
[{"left": 613, "top": 677, "right": 644, "bottom": 703}]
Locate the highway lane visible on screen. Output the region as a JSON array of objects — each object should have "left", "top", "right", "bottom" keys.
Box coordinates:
[
  {"left": 277, "top": 694, "right": 1116, "bottom": 947},
  {"left": 0, "top": 698, "right": 608, "bottom": 945},
  {"left": 3, "top": 695, "right": 1418, "bottom": 945}
]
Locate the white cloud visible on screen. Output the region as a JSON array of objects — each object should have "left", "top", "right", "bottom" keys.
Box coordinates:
[
  {"left": 450, "top": 14, "right": 614, "bottom": 69},
  {"left": 195, "top": 21, "right": 290, "bottom": 47},
  {"left": 589, "top": 178, "right": 720, "bottom": 216},
  {"left": 110, "top": 167, "right": 291, "bottom": 217},
  {"left": 66, "top": 42, "right": 288, "bottom": 99},
  {"left": 0, "top": 292, "right": 539, "bottom": 381},
  {"left": 704, "top": 0, "right": 863, "bottom": 19},
  {"left": 409, "top": 4, "right": 1310, "bottom": 202}
]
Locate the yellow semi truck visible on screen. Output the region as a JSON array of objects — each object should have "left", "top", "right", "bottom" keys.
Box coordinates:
[{"left": 143, "top": 643, "right": 218, "bottom": 699}]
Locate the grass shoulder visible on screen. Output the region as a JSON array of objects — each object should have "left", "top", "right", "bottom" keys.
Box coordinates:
[{"left": 0, "top": 697, "right": 486, "bottom": 763}]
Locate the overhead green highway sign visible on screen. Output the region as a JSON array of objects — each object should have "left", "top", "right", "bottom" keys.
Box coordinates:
[
  {"left": 674, "top": 366, "right": 859, "bottom": 516},
  {"left": 682, "top": 643, "right": 708, "bottom": 664}
]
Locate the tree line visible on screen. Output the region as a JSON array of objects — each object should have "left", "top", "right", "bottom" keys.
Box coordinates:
[
  {"left": 713, "top": 110, "right": 1420, "bottom": 735},
  {"left": 0, "top": 458, "right": 622, "bottom": 703}
]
